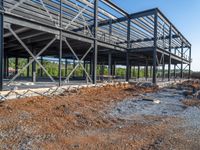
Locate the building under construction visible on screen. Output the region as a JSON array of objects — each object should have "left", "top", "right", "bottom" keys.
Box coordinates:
[{"left": 0, "top": 0, "right": 191, "bottom": 91}]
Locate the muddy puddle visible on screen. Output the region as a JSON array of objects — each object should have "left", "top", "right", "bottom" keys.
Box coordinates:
[
  {"left": 109, "top": 88, "right": 200, "bottom": 138},
  {"left": 109, "top": 88, "right": 187, "bottom": 118}
]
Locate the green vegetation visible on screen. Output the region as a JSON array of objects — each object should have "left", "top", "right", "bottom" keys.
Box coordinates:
[{"left": 7, "top": 58, "right": 152, "bottom": 78}]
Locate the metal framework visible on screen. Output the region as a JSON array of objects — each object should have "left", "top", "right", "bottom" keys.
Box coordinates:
[{"left": 0, "top": 0, "right": 192, "bottom": 91}]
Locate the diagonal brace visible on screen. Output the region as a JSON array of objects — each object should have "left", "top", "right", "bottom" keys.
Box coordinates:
[
  {"left": 64, "top": 0, "right": 94, "bottom": 30},
  {"left": 8, "top": 26, "right": 57, "bottom": 84},
  {"left": 64, "top": 38, "right": 93, "bottom": 83}
]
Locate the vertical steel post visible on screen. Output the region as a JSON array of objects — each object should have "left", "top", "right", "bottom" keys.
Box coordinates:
[
  {"left": 133, "top": 66, "right": 135, "bottom": 79},
  {"left": 15, "top": 57, "right": 18, "bottom": 75},
  {"left": 32, "top": 51, "right": 36, "bottom": 82},
  {"left": 188, "top": 47, "right": 191, "bottom": 79},
  {"left": 6, "top": 57, "right": 9, "bottom": 78},
  {"left": 58, "top": 0, "right": 62, "bottom": 86},
  {"left": 27, "top": 57, "right": 30, "bottom": 77},
  {"left": 168, "top": 25, "right": 172, "bottom": 81},
  {"left": 4, "top": 53, "right": 7, "bottom": 78},
  {"left": 108, "top": 52, "right": 112, "bottom": 76},
  {"left": 174, "top": 64, "right": 176, "bottom": 80},
  {"left": 65, "top": 59, "right": 68, "bottom": 77},
  {"left": 73, "top": 58, "right": 75, "bottom": 78},
  {"left": 162, "top": 55, "right": 165, "bottom": 81},
  {"left": 40, "top": 56, "right": 43, "bottom": 77},
  {"left": 92, "top": 0, "right": 98, "bottom": 84},
  {"left": 83, "top": 60, "right": 86, "bottom": 78},
  {"left": 145, "top": 59, "right": 148, "bottom": 81},
  {"left": 100, "top": 63, "right": 104, "bottom": 81},
  {"left": 181, "top": 42, "right": 184, "bottom": 78},
  {"left": 126, "top": 18, "right": 131, "bottom": 82},
  {"left": 90, "top": 56, "right": 92, "bottom": 76},
  {"left": 0, "top": 0, "right": 3, "bottom": 90},
  {"left": 138, "top": 65, "right": 140, "bottom": 79},
  {"left": 113, "top": 61, "right": 116, "bottom": 76},
  {"left": 129, "top": 65, "right": 132, "bottom": 79},
  {"left": 153, "top": 10, "right": 158, "bottom": 84}
]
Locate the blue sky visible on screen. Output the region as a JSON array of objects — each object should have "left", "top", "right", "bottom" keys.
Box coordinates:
[{"left": 111, "top": 0, "right": 200, "bottom": 71}]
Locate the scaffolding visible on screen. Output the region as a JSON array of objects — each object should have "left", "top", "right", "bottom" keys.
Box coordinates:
[{"left": 0, "top": 0, "right": 192, "bottom": 91}]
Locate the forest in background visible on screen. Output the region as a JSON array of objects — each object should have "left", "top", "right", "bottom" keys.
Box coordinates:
[{"left": 7, "top": 57, "right": 191, "bottom": 79}]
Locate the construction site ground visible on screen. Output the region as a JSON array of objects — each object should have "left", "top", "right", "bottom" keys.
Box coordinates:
[{"left": 0, "top": 81, "right": 200, "bottom": 149}]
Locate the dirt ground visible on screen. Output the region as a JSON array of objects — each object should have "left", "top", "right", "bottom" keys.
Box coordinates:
[{"left": 0, "top": 82, "right": 200, "bottom": 149}]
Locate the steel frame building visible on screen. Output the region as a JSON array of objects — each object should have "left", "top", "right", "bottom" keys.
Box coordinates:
[{"left": 0, "top": 0, "right": 191, "bottom": 91}]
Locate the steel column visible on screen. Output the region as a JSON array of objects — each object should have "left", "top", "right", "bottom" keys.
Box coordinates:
[
  {"left": 15, "top": 57, "right": 18, "bottom": 75},
  {"left": 181, "top": 42, "right": 184, "bottom": 78},
  {"left": 32, "top": 51, "right": 36, "bottom": 83},
  {"left": 133, "top": 66, "right": 135, "bottom": 79},
  {"left": 188, "top": 47, "right": 191, "bottom": 79},
  {"left": 0, "top": 0, "right": 3, "bottom": 91},
  {"left": 65, "top": 59, "right": 68, "bottom": 77},
  {"left": 6, "top": 57, "right": 9, "bottom": 78},
  {"left": 4, "top": 53, "right": 7, "bottom": 78},
  {"left": 113, "top": 61, "right": 116, "bottom": 76},
  {"left": 40, "top": 56, "right": 43, "bottom": 77},
  {"left": 145, "top": 59, "right": 148, "bottom": 81},
  {"left": 92, "top": 0, "right": 98, "bottom": 84},
  {"left": 138, "top": 65, "right": 140, "bottom": 79},
  {"left": 168, "top": 25, "right": 172, "bottom": 81},
  {"left": 58, "top": 0, "right": 62, "bottom": 86},
  {"left": 174, "top": 64, "right": 176, "bottom": 79},
  {"left": 83, "top": 60, "right": 86, "bottom": 78},
  {"left": 27, "top": 57, "right": 30, "bottom": 77},
  {"left": 108, "top": 52, "right": 112, "bottom": 76},
  {"left": 129, "top": 65, "right": 132, "bottom": 79},
  {"left": 126, "top": 18, "right": 131, "bottom": 82},
  {"left": 72, "top": 59, "right": 75, "bottom": 78},
  {"left": 153, "top": 11, "right": 158, "bottom": 84},
  {"left": 100, "top": 63, "right": 104, "bottom": 81},
  {"left": 162, "top": 55, "right": 165, "bottom": 81}
]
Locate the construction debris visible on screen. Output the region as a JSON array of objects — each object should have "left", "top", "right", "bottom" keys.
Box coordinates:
[{"left": 142, "top": 97, "right": 161, "bottom": 104}]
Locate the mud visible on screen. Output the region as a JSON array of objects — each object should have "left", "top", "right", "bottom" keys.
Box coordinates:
[{"left": 0, "top": 81, "right": 200, "bottom": 149}]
